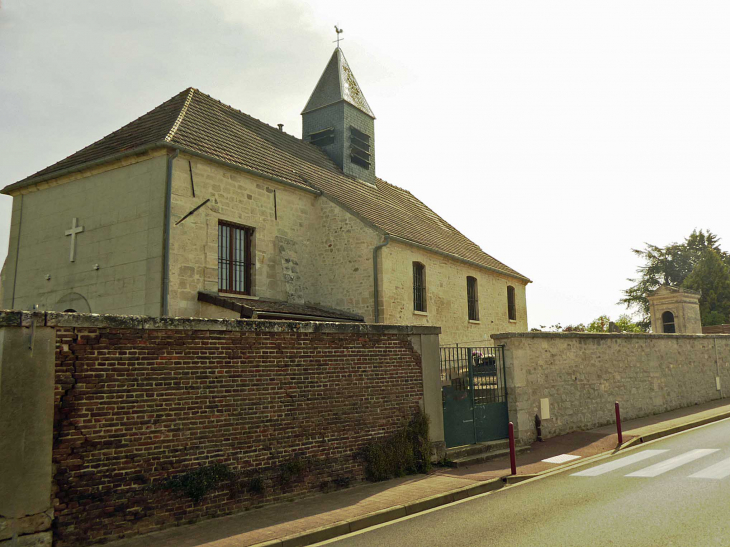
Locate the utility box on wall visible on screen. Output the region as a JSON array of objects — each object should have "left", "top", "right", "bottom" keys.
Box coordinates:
[{"left": 647, "top": 285, "right": 702, "bottom": 334}]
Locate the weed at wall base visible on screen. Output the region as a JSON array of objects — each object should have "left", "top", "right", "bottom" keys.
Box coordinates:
[{"left": 363, "top": 409, "right": 431, "bottom": 482}]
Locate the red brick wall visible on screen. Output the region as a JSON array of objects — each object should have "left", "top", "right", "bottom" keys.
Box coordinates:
[{"left": 53, "top": 327, "right": 423, "bottom": 546}]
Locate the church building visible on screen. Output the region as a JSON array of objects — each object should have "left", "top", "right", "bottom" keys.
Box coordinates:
[{"left": 0, "top": 47, "right": 530, "bottom": 345}]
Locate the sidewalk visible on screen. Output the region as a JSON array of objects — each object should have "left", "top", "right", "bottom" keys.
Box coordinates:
[{"left": 108, "top": 398, "right": 730, "bottom": 547}]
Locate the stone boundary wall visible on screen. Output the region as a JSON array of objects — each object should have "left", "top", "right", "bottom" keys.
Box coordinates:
[
  {"left": 493, "top": 332, "right": 730, "bottom": 444},
  {"left": 0, "top": 311, "right": 441, "bottom": 547}
]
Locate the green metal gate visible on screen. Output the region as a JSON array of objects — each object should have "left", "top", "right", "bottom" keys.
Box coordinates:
[{"left": 441, "top": 346, "right": 509, "bottom": 448}]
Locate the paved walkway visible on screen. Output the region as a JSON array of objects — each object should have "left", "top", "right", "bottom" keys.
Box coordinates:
[{"left": 107, "top": 398, "right": 730, "bottom": 547}]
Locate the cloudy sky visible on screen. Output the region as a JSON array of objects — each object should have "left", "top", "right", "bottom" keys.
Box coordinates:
[{"left": 1, "top": 0, "right": 728, "bottom": 328}]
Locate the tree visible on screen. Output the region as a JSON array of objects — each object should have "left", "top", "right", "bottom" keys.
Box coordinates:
[
  {"left": 682, "top": 249, "right": 730, "bottom": 326},
  {"left": 620, "top": 230, "right": 728, "bottom": 326},
  {"left": 586, "top": 314, "right": 645, "bottom": 333}
]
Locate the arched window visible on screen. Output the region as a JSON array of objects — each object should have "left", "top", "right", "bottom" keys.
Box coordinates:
[
  {"left": 467, "top": 276, "right": 479, "bottom": 320},
  {"left": 662, "top": 311, "right": 676, "bottom": 333},
  {"left": 413, "top": 262, "right": 426, "bottom": 312},
  {"left": 507, "top": 286, "right": 516, "bottom": 321}
]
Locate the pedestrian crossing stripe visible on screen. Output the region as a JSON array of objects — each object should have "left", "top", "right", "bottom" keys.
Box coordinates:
[
  {"left": 571, "top": 450, "right": 668, "bottom": 477},
  {"left": 626, "top": 449, "right": 719, "bottom": 477},
  {"left": 689, "top": 456, "right": 730, "bottom": 479},
  {"left": 572, "top": 449, "right": 728, "bottom": 478}
]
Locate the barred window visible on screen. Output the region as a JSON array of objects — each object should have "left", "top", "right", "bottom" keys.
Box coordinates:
[
  {"left": 413, "top": 262, "right": 426, "bottom": 312},
  {"left": 218, "top": 221, "right": 254, "bottom": 295},
  {"left": 467, "top": 276, "right": 479, "bottom": 321},
  {"left": 507, "top": 285, "right": 516, "bottom": 321}
]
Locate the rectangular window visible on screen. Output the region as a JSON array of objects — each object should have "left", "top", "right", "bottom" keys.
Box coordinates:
[
  {"left": 218, "top": 221, "right": 253, "bottom": 295},
  {"left": 467, "top": 276, "right": 479, "bottom": 321},
  {"left": 413, "top": 262, "right": 426, "bottom": 312},
  {"left": 507, "top": 285, "right": 516, "bottom": 321}
]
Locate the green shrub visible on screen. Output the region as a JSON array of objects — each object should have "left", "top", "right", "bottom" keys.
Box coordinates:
[
  {"left": 364, "top": 410, "right": 431, "bottom": 482},
  {"left": 154, "top": 463, "right": 235, "bottom": 503}
]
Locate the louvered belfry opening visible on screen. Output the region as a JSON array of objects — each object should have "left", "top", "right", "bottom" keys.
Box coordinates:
[
  {"left": 349, "top": 126, "right": 371, "bottom": 170},
  {"left": 218, "top": 221, "right": 253, "bottom": 295}
]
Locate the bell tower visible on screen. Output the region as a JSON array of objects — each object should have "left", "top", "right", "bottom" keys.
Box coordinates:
[{"left": 302, "top": 47, "right": 376, "bottom": 184}]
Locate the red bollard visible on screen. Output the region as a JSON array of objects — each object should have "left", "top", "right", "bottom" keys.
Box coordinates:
[
  {"left": 508, "top": 421, "right": 517, "bottom": 475},
  {"left": 615, "top": 401, "right": 623, "bottom": 445}
]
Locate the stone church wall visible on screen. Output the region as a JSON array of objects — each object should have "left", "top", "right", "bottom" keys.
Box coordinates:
[
  {"left": 381, "top": 240, "right": 528, "bottom": 346},
  {"left": 167, "top": 154, "right": 321, "bottom": 317},
  {"left": 167, "top": 155, "right": 382, "bottom": 321},
  {"left": 1, "top": 152, "right": 168, "bottom": 316},
  {"left": 311, "top": 197, "right": 381, "bottom": 321},
  {"left": 494, "top": 332, "right": 730, "bottom": 444},
  {"left": 0, "top": 311, "right": 441, "bottom": 547}
]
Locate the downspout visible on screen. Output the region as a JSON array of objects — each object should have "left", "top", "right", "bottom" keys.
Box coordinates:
[
  {"left": 372, "top": 234, "right": 390, "bottom": 323},
  {"left": 162, "top": 150, "right": 179, "bottom": 316}
]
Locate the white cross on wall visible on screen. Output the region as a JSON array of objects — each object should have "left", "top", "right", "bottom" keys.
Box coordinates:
[{"left": 65, "top": 217, "right": 84, "bottom": 262}]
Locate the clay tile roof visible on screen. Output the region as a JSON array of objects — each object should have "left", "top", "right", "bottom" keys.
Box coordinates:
[{"left": 3, "top": 88, "right": 529, "bottom": 282}]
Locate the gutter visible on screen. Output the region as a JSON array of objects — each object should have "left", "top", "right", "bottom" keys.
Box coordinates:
[
  {"left": 255, "top": 312, "right": 363, "bottom": 322},
  {"left": 162, "top": 150, "right": 179, "bottom": 316},
  {"left": 372, "top": 234, "right": 390, "bottom": 323}
]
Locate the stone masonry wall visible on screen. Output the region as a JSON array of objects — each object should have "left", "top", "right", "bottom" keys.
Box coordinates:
[
  {"left": 383, "top": 240, "right": 528, "bottom": 346},
  {"left": 494, "top": 332, "right": 730, "bottom": 444},
  {"left": 51, "top": 314, "right": 431, "bottom": 547},
  {"left": 1, "top": 151, "right": 168, "bottom": 316},
  {"left": 167, "top": 154, "right": 320, "bottom": 317}
]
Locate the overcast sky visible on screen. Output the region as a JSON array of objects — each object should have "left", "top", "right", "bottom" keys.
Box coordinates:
[{"left": 1, "top": 0, "right": 728, "bottom": 328}]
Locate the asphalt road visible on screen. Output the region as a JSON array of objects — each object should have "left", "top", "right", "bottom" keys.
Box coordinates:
[{"left": 321, "top": 418, "right": 730, "bottom": 547}]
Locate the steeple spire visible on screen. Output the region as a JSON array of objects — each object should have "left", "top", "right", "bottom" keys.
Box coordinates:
[{"left": 301, "top": 48, "right": 374, "bottom": 119}]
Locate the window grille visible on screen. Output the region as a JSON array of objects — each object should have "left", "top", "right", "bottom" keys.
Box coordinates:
[
  {"left": 467, "top": 276, "right": 479, "bottom": 321},
  {"left": 413, "top": 262, "right": 426, "bottom": 312},
  {"left": 507, "top": 286, "right": 516, "bottom": 321},
  {"left": 218, "top": 222, "right": 253, "bottom": 295}
]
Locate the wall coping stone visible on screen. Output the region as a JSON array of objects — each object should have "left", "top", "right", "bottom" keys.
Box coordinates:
[
  {"left": 492, "top": 332, "right": 730, "bottom": 341},
  {"left": 0, "top": 310, "right": 441, "bottom": 335}
]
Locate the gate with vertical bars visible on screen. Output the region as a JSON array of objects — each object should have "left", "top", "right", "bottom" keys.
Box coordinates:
[{"left": 440, "top": 346, "right": 509, "bottom": 448}]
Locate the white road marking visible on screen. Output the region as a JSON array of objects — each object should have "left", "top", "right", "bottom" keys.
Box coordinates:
[
  {"left": 571, "top": 450, "right": 668, "bottom": 477},
  {"left": 543, "top": 454, "right": 581, "bottom": 464},
  {"left": 626, "top": 449, "right": 719, "bottom": 477},
  {"left": 689, "top": 456, "right": 730, "bottom": 479}
]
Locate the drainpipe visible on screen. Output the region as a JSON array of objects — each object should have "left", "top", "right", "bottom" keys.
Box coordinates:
[
  {"left": 162, "top": 150, "right": 179, "bottom": 316},
  {"left": 372, "top": 234, "right": 390, "bottom": 323}
]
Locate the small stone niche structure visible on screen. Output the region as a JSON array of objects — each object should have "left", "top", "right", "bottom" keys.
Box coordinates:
[{"left": 647, "top": 285, "right": 702, "bottom": 334}]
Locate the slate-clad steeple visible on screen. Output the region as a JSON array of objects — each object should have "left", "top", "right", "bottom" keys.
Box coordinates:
[{"left": 302, "top": 48, "right": 376, "bottom": 184}]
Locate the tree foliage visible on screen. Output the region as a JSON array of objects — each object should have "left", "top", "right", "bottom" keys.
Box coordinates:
[
  {"left": 682, "top": 249, "right": 730, "bottom": 326},
  {"left": 620, "top": 230, "right": 729, "bottom": 326},
  {"left": 533, "top": 314, "right": 645, "bottom": 333}
]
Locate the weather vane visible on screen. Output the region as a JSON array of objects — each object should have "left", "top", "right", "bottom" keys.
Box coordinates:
[{"left": 334, "top": 25, "right": 344, "bottom": 47}]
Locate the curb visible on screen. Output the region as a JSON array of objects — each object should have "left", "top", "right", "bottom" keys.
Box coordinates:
[
  {"left": 249, "top": 477, "right": 506, "bottom": 547},
  {"left": 620, "top": 410, "right": 730, "bottom": 448},
  {"left": 249, "top": 410, "right": 730, "bottom": 547}
]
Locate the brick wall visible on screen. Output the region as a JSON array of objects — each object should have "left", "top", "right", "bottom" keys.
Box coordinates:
[{"left": 51, "top": 317, "right": 433, "bottom": 546}]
